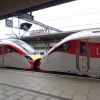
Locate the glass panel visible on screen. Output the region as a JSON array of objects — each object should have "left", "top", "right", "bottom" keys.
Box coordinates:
[
  {"left": 10, "top": 39, "right": 36, "bottom": 54},
  {"left": 80, "top": 42, "right": 86, "bottom": 55},
  {"left": 0, "top": 46, "right": 2, "bottom": 54},
  {"left": 7, "top": 46, "right": 18, "bottom": 53},
  {"left": 54, "top": 42, "right": 71, "bottom": 52}
]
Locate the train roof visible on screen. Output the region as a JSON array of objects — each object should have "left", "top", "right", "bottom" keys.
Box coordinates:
[
  {"left": 47, "top": 30, "right": 100, "bottom": 54},
  {"left": 0, "top": 39, "right": 18, "bottom": 45},
  {"left": 0, "top": 39, "right": 28, "bottom": 54},
  {"left": 0, "top": 39, "right": 23, "bottom": 46}
]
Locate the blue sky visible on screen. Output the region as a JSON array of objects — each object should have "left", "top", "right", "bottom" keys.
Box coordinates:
[{"left": 0, "top": 0, "right": 100, "bottom": 37}]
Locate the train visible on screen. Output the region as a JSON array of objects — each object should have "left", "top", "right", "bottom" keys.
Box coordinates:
[
  {"left": 0, "top": 38, "right": 42, "bottom": 71},
  {"left": 37, "top": 30, "right": 100, "bottom": 78}
]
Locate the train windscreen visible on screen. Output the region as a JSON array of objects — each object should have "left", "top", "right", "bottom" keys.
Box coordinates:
[{"left": 11, "top": 39, "right": 36, "bottom": 54}]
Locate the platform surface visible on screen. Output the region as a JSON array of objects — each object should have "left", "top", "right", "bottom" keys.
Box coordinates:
[{"left": 0, "top": 69, "right": 99, "bottom": 100}]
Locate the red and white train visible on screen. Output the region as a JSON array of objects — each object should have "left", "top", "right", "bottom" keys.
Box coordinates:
[
  {"left": 0, "top": 39, "right": 41, "bottom": 71},
  {"left": 38, "top": 30, "right": 100, "bottom": 78}
]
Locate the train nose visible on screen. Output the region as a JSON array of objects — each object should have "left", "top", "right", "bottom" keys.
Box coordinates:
[{"left": 30, "top": 54, "right": 42, "bottom": 61}]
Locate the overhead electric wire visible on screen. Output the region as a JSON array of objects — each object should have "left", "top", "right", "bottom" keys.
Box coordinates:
[
  {"left": 57, "top": 22, "right": 100, "bottom": 31},
  {"left": 39, "top": 10, "right": 100, "bottom": 22}
]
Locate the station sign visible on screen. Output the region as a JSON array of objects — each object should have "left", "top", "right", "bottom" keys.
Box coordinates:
[{"left": 5, "top": 19, "right": 13, "bottom": 27}]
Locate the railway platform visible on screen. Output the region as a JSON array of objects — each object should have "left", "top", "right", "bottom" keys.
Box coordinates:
[{"left": 0, "top": 69, "right": 99, "bottom": 100}]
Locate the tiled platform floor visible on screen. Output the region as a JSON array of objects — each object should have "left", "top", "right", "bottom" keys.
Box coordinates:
[{"left": 0, "top": 69, "right": 99, "bottom": 100}]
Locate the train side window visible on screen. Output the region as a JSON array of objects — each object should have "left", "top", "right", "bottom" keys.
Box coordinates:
[
  {"left": 54, "top": 42, "right": 71, "bottom": 52},
  {"left": 0, "top": 47, "right": 2, "bottom": 54},
  {"left": 7, "top": 46, "right": 18, "bottom": 53},
  {"left": 80, "top": 42, "right": 86, "bottom": 55}
]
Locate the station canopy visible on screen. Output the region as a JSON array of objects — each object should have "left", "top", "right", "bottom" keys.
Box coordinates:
[{"left": 0, "top": 0, "right": 75, "bottom": 20}]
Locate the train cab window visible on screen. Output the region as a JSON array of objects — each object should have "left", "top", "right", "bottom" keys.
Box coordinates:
[
  {"left": 7, "top": 46, "right": 18, "bottom": 53},
  {"left": 54, "top": 42, "right": 71, "bottom": 52},
  {"left": 63, "top": 43, "right": 70, "bottom": 51},
  {"left": 80, "top": 42, "right": 86, "bottom": 55}
]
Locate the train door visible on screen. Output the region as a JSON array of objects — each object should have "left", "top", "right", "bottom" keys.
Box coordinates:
[
  {"left": 76, "top": 40, "right": 89, "bottom": 72},
  {"left": 0, "top": 46, "right": 4, "bottom": 67}
]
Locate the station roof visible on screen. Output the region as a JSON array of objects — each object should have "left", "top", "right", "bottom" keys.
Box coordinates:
[
  {"left": 0, "top": 0, "right": 75, "bottom": 20},
  {"left": 21, "top": 27, "right": 100, "bottom": 43},
  {"left": 21, "top": 30, "right": 78, "bottom": 43}
]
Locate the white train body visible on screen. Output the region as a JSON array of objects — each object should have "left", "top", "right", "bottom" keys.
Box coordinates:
[
  {"left": 0, "top": 39, "right": 41, "bottom": 71},
  {"left": 39, "top": 31, "right": 100, "bottom": 78}
]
